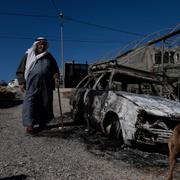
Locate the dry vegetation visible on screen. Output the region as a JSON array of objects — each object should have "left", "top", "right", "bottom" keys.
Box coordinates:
[{"left": 0, "top": 86, "right": 15, "bottom": 100}]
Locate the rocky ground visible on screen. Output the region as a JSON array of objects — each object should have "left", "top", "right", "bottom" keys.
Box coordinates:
[{"left": 0, "top": 90, "right": 179, "bottom": 180}]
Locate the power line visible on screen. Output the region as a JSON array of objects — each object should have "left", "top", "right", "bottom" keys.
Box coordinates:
[
  {"left": 64, "top": 16, "right": 146, "bottom": 37},
  {"left": 0, "top": 12, "right": 145, "bottom": 37},
  {"left": 0, "top": 12, "right": 57, "bottom": 18},
  {"left": 49, "top": 0, "right": 146, "bottom": 37},
  {"left": 50, "top": 0, "right": 60, "bottom": 15},
  {"left": 0, "top": 35, "right": 129, "bottom": 44},
  {"left": 0, "top": 35, "right": 33, "bottom": 40}
]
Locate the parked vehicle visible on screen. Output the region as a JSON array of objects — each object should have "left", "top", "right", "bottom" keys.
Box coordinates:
[
  {"left": 8, "top": 79, "right": 19, "bottom": 88},
  {"left": 70, "top": 61, "right": 180, "bottom": 146}
]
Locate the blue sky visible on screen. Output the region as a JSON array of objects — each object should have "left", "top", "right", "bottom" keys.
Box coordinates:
[{"left": 0, "top": 0, "right": 179, "bottom": 81}]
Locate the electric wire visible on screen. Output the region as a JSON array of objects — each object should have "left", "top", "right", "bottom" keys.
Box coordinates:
[
  {"left": 0, "top": 11, "right": 145, "bottom": 37},
  {"left": 0, "top": 12, "right": 57, "bottom": 18},
  {"left": 0, "top": 35, "right": 128, "bottom": 44},
  {"left": 50, "top": 0, "right": 60, "bottom": 15},
  {"left": 64, "top": 16, "right": 145, "bottom": 37}
]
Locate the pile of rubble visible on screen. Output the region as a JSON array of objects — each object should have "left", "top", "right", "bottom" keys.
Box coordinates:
[{"left": 0, "top": 86, "right": 15, "bottom": 100}]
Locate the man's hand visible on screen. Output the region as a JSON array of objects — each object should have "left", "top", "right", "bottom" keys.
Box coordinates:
[
  {"left": 19, "top": 84, "right": 25, "bottom": 93},
  {"left": 55, "top": 78, "right": 60, "bottom": 87},
  {"left": 54, "top": 73, "right": 60, "bottom": 79},
  {"left": 54, "top": 73, "right": 60, "bottom": 88}
]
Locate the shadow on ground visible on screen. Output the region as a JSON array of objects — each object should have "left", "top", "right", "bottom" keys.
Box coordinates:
[
  {"left": 32, "top": 116, "right": 171, "bottom": 171},
  {"left": 0, "top": 100, "right": 23, "bottom": 108},
  {"left": 0, "top": 174, "right": 28, "bottom": 180}
]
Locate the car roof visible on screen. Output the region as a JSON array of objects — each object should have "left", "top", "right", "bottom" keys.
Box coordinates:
[{"left": 89, "top": 60, "right": 160, "bottom": 83}]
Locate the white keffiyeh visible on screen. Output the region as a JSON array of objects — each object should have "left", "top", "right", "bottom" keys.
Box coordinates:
[{"left": 24, "top": 41, "right": 48, "bottom": 80}]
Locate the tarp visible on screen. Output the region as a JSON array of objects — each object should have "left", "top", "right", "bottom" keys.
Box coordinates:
[{"left": 116, "top": 45, "right": 155, "bottom": 72}]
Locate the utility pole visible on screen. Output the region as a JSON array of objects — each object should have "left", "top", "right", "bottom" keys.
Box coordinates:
[
  {"left": 161, "top": 39, "right": 165, "bottom": 96},
  {"left": 60, "top": 11, "right": 65, "bottom": 88}
]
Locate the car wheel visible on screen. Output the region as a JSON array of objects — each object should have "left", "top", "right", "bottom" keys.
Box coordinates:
[
  {"left": 109, "top": 118, "right": 123, "bottom": 143},
  {"left": 72, "top": 104, "right": 84, "bottom": 125}
]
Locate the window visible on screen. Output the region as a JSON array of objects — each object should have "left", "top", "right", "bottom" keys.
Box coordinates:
[
  {"left": 140, "top": 83, "right": 153, "bottom": 94},
  {"left": 77, "top": 75, "right": 91, "bottom": 88},
  {"left": 85, "top": 73, "right": 102, "bottom": 89},
  {"left": 127, "top": 84, "right": 139, "bottom": 93},
  {"left": 111, "top": 71, "right": 160, "bottom": 95},
  {"left": 95, "top": 73, "right": 110, "bottom": 91}
]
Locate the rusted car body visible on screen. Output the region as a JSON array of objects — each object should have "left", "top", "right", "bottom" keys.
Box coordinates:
[{"left": 70, "top": 62, "right": 180, "bottom": 146}]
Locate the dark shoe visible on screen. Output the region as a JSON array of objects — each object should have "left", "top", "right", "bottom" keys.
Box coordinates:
[{"left": 26, "top": 126, "right": 34, "bottom": 134}]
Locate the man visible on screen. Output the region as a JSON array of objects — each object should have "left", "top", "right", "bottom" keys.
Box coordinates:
[{"left": 16, "top": 37, "right": 59, "bottom": 133}]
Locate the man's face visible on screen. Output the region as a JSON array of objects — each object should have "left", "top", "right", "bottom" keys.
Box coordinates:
[{"left": 36, "top": 41, "right": 47, "bottom": 54}]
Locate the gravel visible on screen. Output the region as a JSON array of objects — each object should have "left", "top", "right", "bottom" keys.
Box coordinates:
[{"left": 0, "top": 91, "right": 179, "bottom": 180}]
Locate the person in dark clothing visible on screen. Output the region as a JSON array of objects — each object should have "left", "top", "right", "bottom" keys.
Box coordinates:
[{"left": 16, "top": 37, "right": 59, "bottom": 133}]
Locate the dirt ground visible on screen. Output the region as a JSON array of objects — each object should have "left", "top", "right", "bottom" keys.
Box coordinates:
[{"left": 0, "top": 90, "right": 179, "bottom": 180}]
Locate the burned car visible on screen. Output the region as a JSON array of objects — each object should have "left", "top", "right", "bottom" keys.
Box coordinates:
[{"left": 70, "top": 61, "right": 180, "bottom": 146}]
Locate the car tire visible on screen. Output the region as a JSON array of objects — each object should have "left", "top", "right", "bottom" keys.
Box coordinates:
[
  {"left": 109, "top": 118, "right": 123, "bottom": 143},
  {"left": 72, "top": 105, "right": 85, "bottom": 125}
]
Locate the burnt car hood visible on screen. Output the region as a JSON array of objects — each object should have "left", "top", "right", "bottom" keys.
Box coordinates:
[{"left": 116, "top": 91, "right": 180, "bottom": 118}]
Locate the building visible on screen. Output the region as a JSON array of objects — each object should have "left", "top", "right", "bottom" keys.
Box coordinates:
[{"left": 64, "top": 61, "right": 88, "bottom": 88}]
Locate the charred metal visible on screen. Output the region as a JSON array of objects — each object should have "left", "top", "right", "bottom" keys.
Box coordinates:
[{"left": 70, "top": 30, "right": 180, "bottom": 147}]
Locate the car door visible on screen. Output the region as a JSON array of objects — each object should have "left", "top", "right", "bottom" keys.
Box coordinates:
[
  {"left": 83, "top": 71, "right": 112, "bottom": 129},
  {"left": 71, "top": 73, "right": 101, "bottom": 124}
]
